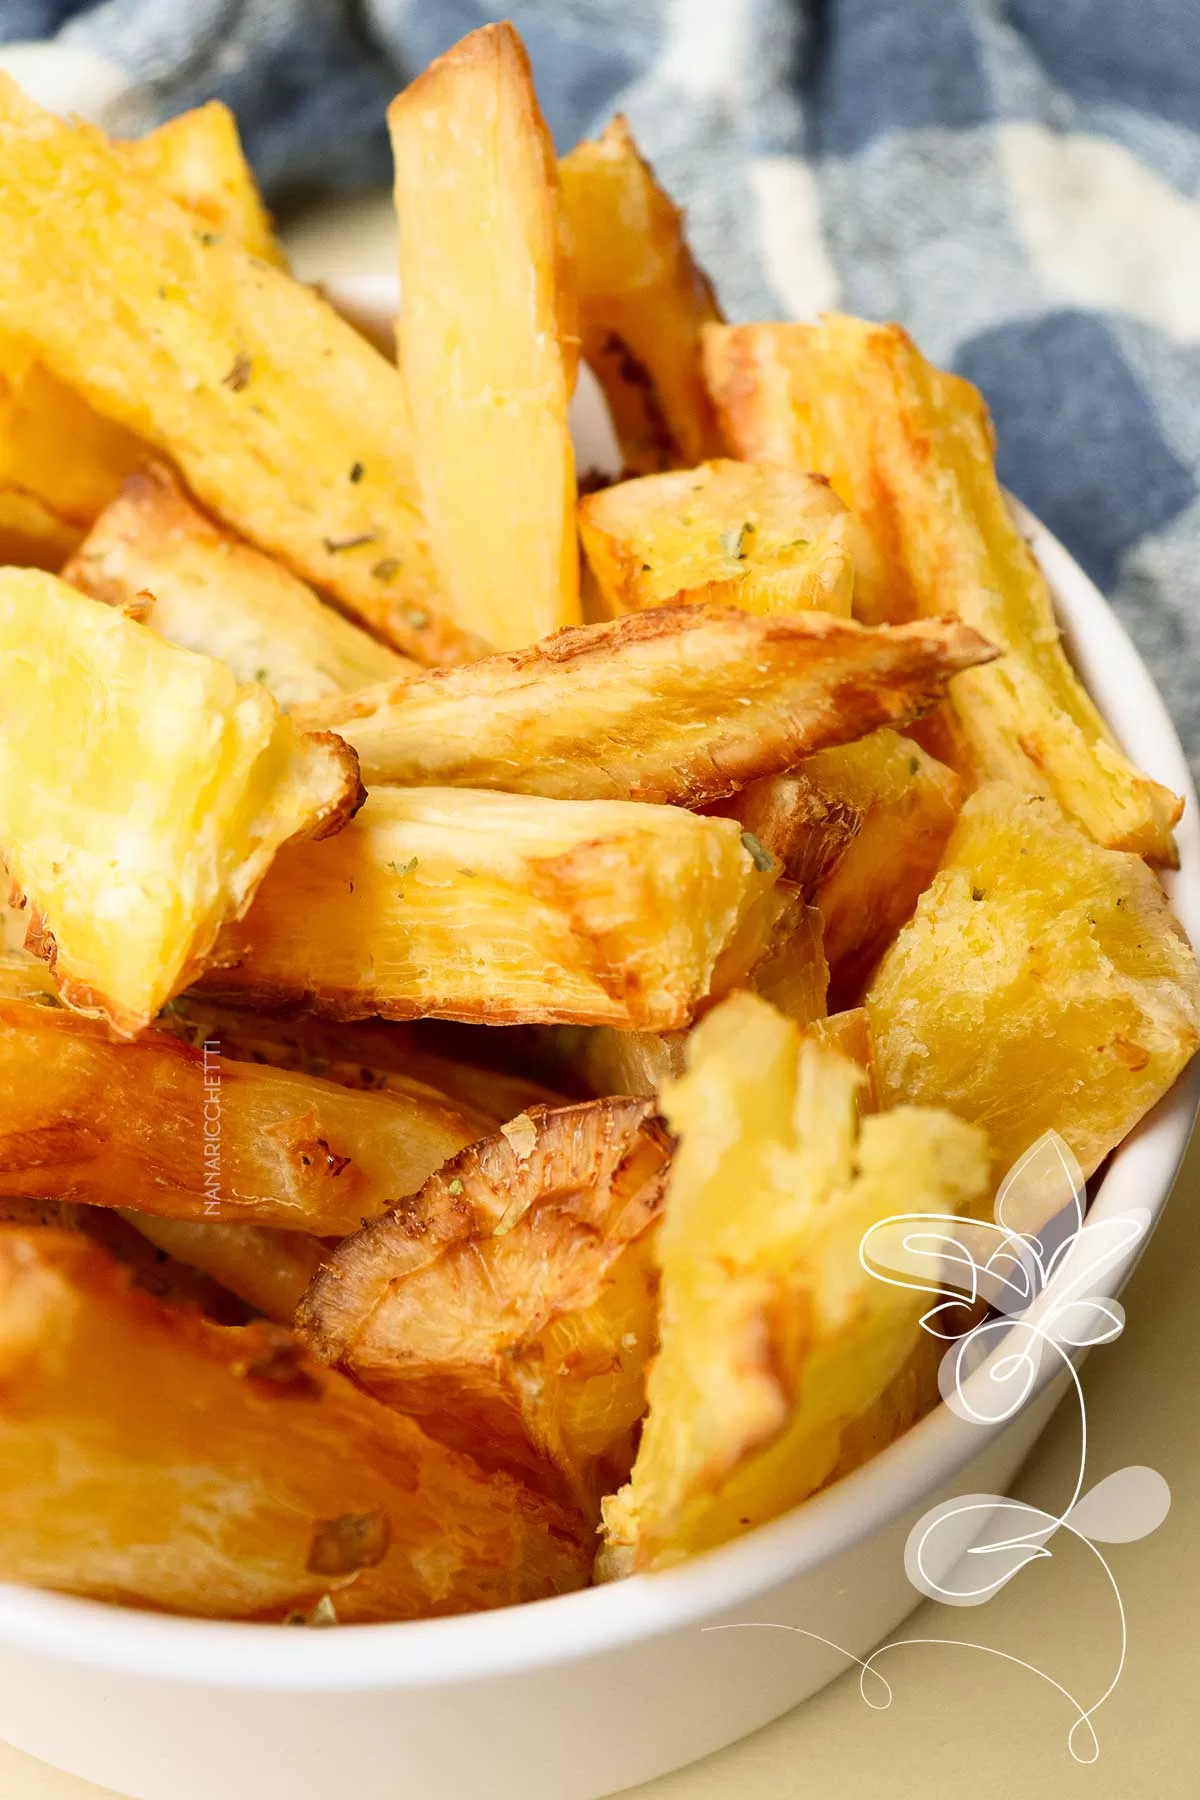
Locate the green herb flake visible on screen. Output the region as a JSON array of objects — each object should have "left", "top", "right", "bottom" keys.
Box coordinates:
[
  {"left": 322, "top": 532, "right": 377, "bottom": 555},
  {"left": 195, "top": 229, "right": 222, "bottom": 247},
  {"left": 306, "top": 1595, "right": 339, "bottom": 1628},
  {"left": 972, "top": 886, "right": 986, "bottom": 902},
  {"left": 720, "top": 523, "right": 750, "bottom": 560},
  {"left": 740, "top": 830, "right": 774, "bottom": 872},
  {"left": 406, "top": 606, "right": 430, "bottom": 630},
  {"left": 784, "top": 536, "right": 810, "bottom": 550},
  {"left": 223, "top": 351, "right": 253, "bottom": 392},
  {"left": 388, "top": 856, "right": 419, "bottom": 879},
  {"left": 253, "top": 667, "right": 269, "bottom": 685},
  {"left": 908, "top": 756, "right": 921, "bottom": 776},
  {"left": 371, "top": 557, "right": 401, "bottom": 582},
  {"left": 448, "top": 1178, "right": 464, "bottom": 1197},
  {"left": 457, "top": 867, "right": 477, "bottom": 877},
  {"left": 349, "top": 461, "right": 364, "bottom": 484}
]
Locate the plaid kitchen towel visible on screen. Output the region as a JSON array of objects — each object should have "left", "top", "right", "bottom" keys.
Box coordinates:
[{"left": 3, "top": 0, "right": 1199, "bottom": 776}]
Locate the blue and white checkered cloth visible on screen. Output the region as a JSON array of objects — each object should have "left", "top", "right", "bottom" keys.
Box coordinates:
[{"left": 3, "top": 1, "right": 1199, "bottom": 776}]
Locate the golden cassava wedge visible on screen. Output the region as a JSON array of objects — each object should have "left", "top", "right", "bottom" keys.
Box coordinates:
[
  {"left": 388, "top": 24, "right": 579, "bottom": 649},
  {"left": 296, "top": 606, "right": 998, "bottom": 802},
  {"left": 0, "top": 571, "right": 361, "bottom": 1032},
  {"left": 202, "top": 787, "right": 784, "bottom": 1030},
  {"left": 704, "top": 317, "right": 1181, "bottom": 861},
  {"left": 717, "top": 730, "right": 962, "bottom": 1004},
  {"left": 865, "top": 783, "right": 1200, "bottom": 1179},
  {"left": 0, "top": 1229, "right": 590, "bottom": 1619},
  {"left": 119, "top": 1215, "right": 326, "bottom": 1322},
  {"left": 0, "top": 104, "right": 283, "bottom": 556},
  {"left": 0, "top": 990, "right": 491, "bottom": 1235},
  {"left": 0, "top": 76, "right": 477, "bottom": 665},
  {"left": 0, "top": 327, "right": 144, "bottom": 548},
  {"left": 599, "top": 992, "right": 990, "bottom": 1571},
  {"left": 578, "top": 461, "right": 853, "bottom": 619},
  {"left": 300, "top": 1099, "right": 672, "bottom": 1513},
  {"left": 117, "top": 101, "right": 286, "bottom": 267},
  {"left": 558, "top": 114, "right": 724, "bottom": 473},
  {"left": 161, "top": 994, "right": 568, "bottom": 1124},
  {"left": 65, "top": 466, "right": 413, "bottom": 708}
]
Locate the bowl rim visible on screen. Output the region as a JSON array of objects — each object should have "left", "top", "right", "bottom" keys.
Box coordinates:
[{"left": 1, "top": 298, "right": 1196, "bottom": 1690}]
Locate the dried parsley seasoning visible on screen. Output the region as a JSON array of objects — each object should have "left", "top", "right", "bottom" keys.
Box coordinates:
[
  {"left": 322, "top": 532, "right": 377, "bottom": 554},
  {"left": 740, "top": 830, "right": 774, "bottom": 872},
  {"left": 719, "top": 522, "right": 752, "bottom": 560},
  {"left": 222, "top": 351, "right": 253, "bottom": 392}
]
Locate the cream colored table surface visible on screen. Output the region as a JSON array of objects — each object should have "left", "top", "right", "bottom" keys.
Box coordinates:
[{"left": 3, "top": 201, "right": 1198, "bottom": 1800}]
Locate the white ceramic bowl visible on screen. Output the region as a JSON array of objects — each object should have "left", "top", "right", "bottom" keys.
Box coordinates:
[{"left": 1, "top": 286, "right": 1196, "bottom": 1800}]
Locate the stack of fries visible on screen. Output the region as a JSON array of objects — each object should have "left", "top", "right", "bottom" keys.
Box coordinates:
[{"left": 0, "top": 23, "right": 1196, "bottom": 1622}]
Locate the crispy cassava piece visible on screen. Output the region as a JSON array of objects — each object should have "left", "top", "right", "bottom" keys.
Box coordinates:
[
  {"left": 388, "top": 24, "right": 579, "bottom": 650},
  {"left": 599, "top": 993, "right": 990, "bottom": 1572},
  {"left": 117, "top": 101, "right": 286, "bottom": 268},
  {"left": 0, "top": 572, "right": 360, "bottom": 1033},
  {"left": 579, "top": 461, "right": 854, "bottom": 619},
  {"left": 0, "top": 483, "right": 81, "bottom": 570},
  {"left": 0, "top": 327, "right": 144, "bottom": 547},
  {"left": 120, "top": 1215, "right": 325, "bottom": 1322},
  {"left": 202, "top": 787, "right": 784, "bottom": 1030},
  {"left": 704, "top": 317, "right": 1181, "bottom": 862},
  {"left": 718, "top": 730, "right": 962, "bottom": 1005},
  {"left": 0, "top": 78, "right": 478, "bottom": 667},
  {"left": 866, "top": 783, "right": 1200, "bottom": 1180},
  {"left": 295, "top": 606, "right": 998, "bottom": 803},
  {"left": 0, "top": 1229, "right": 589, "bottom": 1619},
  {"left": 558, "top": 114, "right": 724, "bottom": 474},
  {"left": 65, "top": 466, "right": 413, "bottom": 709},
  {"left": 0, "top": 106, "right": 281, "bottom": 562},
  {"left": 164, "top": 995, "right": 568, "bottom": 1124},
  {"left": 300, "top": 1099, "right": 672, "bottom": 1512},
  {"left": 0, "top": 990, "right": 492, "bottom": 1236}
]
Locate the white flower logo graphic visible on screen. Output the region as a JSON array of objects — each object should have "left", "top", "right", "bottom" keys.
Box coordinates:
[{"left": 707, "top": 1131, "right": 1168, "bottom": 1762}]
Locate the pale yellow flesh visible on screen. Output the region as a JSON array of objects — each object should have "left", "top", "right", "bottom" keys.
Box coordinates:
[
  {"left": 117, "top": 101, "right": 286, "bottom": 268},
  {"left": 579, "top": 461, "right": 853, "bottom": 619},
  {"left": 704, "top": 316, "right": 1181, "bottom": 861},
  {"left": 0, "top": 76, "right": 470, "bottom": 665},
  {"left": 0, "top": 101, "right": 282, "bottom": 553},
  {"left": 65, "top": 467, "right": 413, "bottom": 709},
  {"left": 599, "top": 992, "right": 991, "bottom": 1570},
  {"left": 389, "top": 23, "right": 579, "bottom": 650},
  {"left": 558, "top": 114, "right": 724, "bottom": 473},
  {"left": 0, "top": 570, "right": 355, "bottom": 1033},
  {"left": 204, "top": 787, "right": 779, "bottom": 1030},
  {"left": 866, "top": 782, "right": 1200, "bottom": 1179}
]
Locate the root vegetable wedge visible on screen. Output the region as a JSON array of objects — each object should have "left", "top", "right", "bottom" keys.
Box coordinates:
[
  {"left": 0, "top": 76, "right": 477, "bottom": 668},
  {"left": 65, "top": 466, "right": 414, "bottom": 709},
  {"left": 558, "top": 114, "right": 724, "bottom": 474},
  {"left": 201, "top": 787, "right": 784, "bottom": 1031},
  {"left": 717, "top": 729, "right": 963, "bottom": 1004},
  {"left": 598, "top": 993, "right": 991, "bottom": 1572},
  {"left": 388, "top": 24, "right": 579, "bottom": 650},
  {"left": 163, "top": 995, "right": 568, "bottom": 1125},
  {"left": 704, "top": 317, "right": 1181, "bottom": 862},
  {"left": 0, "top": 326, "right": 144, "bottom": 549},
  {"left": 295, "top": 606, "right": 998, "bottom": 803},
  {"left": 865, "top": 783, "right": 1200, "bottom": 1179},
  {"left": 0, "top": 571, "right": 361, "bottom": 1033},
  {"left": 578, "top": 462, "right": 853, "bottom": 619},
  {"left": 0, "top": 991, "right": 492, "bottom": 1236},
  {"left": 119, "top": 1216, "right": 326, "bottom": 1322},
  {"left": 0, "top": 1228, "right": 589, "bottom": 1620},
  {"left": 299, "top": 1099, "right": 672, "bottom": 1512},
  {"left": 117, "top": 101, "right": 286, "bottom": 268}
]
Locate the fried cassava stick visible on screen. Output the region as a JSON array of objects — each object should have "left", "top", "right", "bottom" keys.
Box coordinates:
[{"left": 0, "top": 1228, "right": 590, "bottom": 1620}]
